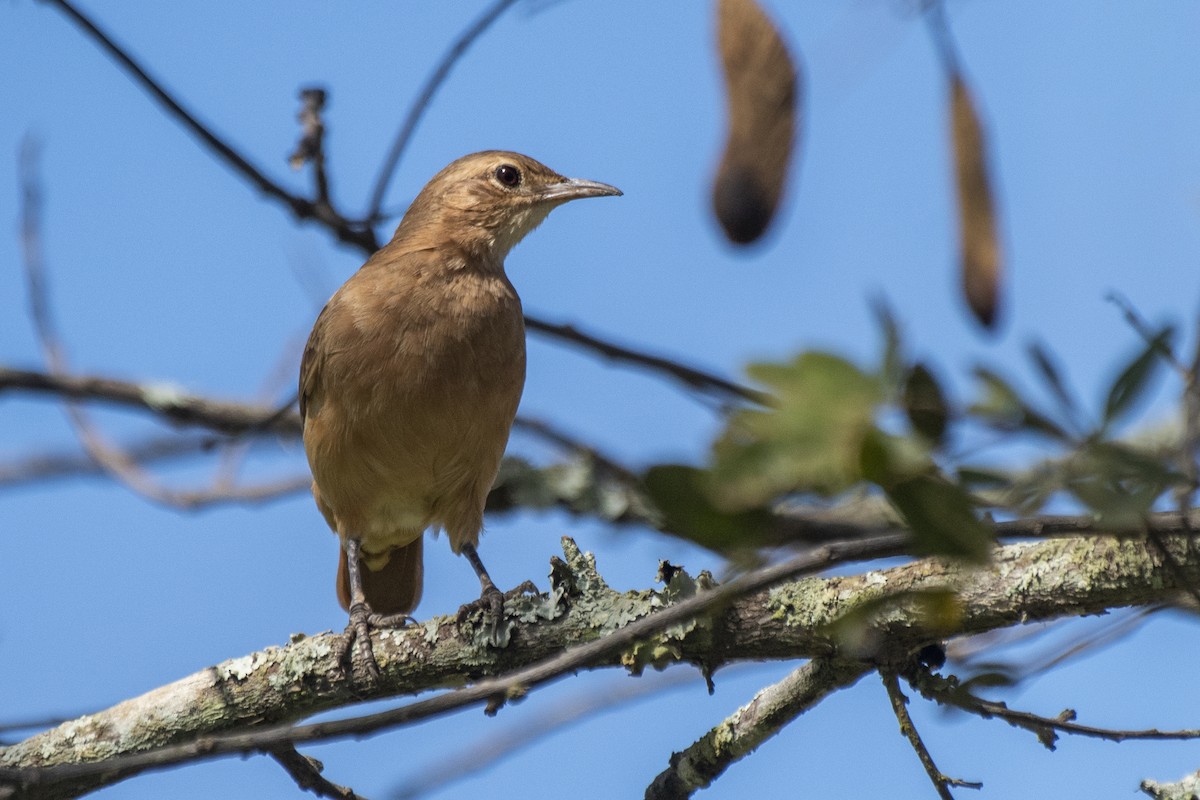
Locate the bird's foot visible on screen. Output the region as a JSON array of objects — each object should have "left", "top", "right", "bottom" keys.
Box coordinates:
[
  {"left": 334, "top": 601, "right": 381, "bottom": 690},
  {"left": 457, "top": 585, "right": 503, "bottom": 622},
  {"left": 456, "top": 580, "right": 540, "bottom": 622},
  {"left": 368, "top": 611, "right": 417, "bottom": 628}
]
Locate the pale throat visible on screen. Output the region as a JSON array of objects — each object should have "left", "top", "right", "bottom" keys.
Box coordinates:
[{"left": 488, "top": 202, "right": 557, "bottom": 261}]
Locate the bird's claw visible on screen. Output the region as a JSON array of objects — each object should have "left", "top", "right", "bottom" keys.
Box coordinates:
[
  {"left": 368, "top": 612, "right": 416, "bottom": 628},
  {"left": 456, "top": 580, "right": 540, "bottom": 623},
  {"left": 336, "top": 602, "right": 380, "bottom": 690},
  {"left": 457, "top": 585, "right": 504, "bottom": 622}
]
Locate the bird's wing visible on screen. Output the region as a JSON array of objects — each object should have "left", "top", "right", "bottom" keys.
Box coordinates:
[{"left": 298, "top": 300, "right": 333, "bottom": 422}]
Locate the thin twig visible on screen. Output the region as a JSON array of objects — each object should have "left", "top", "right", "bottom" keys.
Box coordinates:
[
  {"left": 17, "top": 142, "right": 310, "bottom": 511},
  {"left": 0, "top": 367, "right": 301, "bottom": 436},
  {"left": 965, "top": 697, "right": 1200, "bottom": 746},
  {"left": 269, "top": 746, "right": 366, "bottom": 800},
  {"left": 41, "top": 0, "right": 377, "bottom": 252},
  {"left": 910, "top": 666, "right": 1200, "bottom": 749},
  {"left": 0, "top": 435, "right": 220, "bottom": 487},
  {"left": 512, "top": 415, "right": 642, "bottom": 485},
  {"left": 289, "top": 87, "right": 331, "bottom": 206},
  {"left": 523, "top": 316, "right": 767, "bottom": 406},
  {"left": 881, "top": 670, "right": 981, "bottom": 799},
  {"left": 365, "top": 0, "right": 521, "bottom": 221},
  {"left": 0, "top": 533, "right": 910, "bottom": 792}
]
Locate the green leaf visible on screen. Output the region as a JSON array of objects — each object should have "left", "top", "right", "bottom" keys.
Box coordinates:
[
  {"left": 643, "top": 464, "right": 775, "bottom": 553},
  {"left": 860, "top": 431, "right": 991, "bottom": 562},
  {"left": 970, "top": 367, "right": 1071, "bottom": 442},
  {"left": 872, "top": 296, "right": 905, "bottom": 397},
  {"left": 1102, "top": 326, "right": 1174, "bottom": 427},
  {"left": 888, "top": 475, "right": 992, "bottom": 562},
  {"left": 956, "top": 467, "right": 1013, "bottom": 490},
  {"left": 1027, "top": 341, "right": 1080, "bottom": 423},
  {"left": 1063, "top": 441, "right": 1183, "bottom": 527},
  {"left": 710, "top": 352, "right": 882, "bottom": 507},
  {"left": 903, "top": 363, "right": 950, "bottom": 445}
]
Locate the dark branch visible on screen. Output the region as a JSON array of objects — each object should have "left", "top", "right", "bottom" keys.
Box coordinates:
[
  {"left": 289, "top": 88, "right": 331, "bottom": 207},
  {"left": 910, "top": 667, "right": 1200, "bottom": 749},
  {"left": 523, "top": 316, "right": 767, "bottom": 406},
  {"left": 42, "top": 0, "right": 378, "bottom": 252},
  {"left": 0, "top": 367, "right": 298, "bottom": 436},
  {"left": 881, "top": 671, "right": 981, "bottom": 800},
  {"left": 268, "top": 746, "right": 366, "bottom": 800}
]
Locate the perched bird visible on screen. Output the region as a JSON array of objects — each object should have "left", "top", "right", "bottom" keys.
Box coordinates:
[{"left": 300, "top": 151, "right": 620, "bottom": 679}]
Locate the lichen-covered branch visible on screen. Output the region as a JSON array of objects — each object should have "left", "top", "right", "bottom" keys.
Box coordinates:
[
  {"left": 1143, "top": 770, "right": 1200, "bottom": 800},
  {"left": 645, "top": 658, "right": 869, "bottom": 799},
  {"left": 1, "top": 533, "right": 1195, "bottom": 799}
]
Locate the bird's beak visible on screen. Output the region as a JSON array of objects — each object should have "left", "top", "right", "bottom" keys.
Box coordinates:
[{"left": 537, "top": 177, "right": 623, "bottom": 203}]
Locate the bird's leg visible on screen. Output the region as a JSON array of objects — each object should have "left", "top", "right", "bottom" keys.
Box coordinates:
[
  {"left": 457, "top": 542, "right": 506, "bottom": 619},
  {"left": 338, "top": 537, "right": 381, "bottom": 685}
]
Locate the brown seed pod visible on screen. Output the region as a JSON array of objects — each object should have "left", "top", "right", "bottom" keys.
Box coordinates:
[
  {"left": 712, "top": 0, "right": 799, "bottom": 246},
  {"left": 951, "top": 73, "right": 1003, "bottom": 329}
]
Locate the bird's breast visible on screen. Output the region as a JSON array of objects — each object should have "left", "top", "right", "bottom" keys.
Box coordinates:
[{"left": 303, "top": 265, "right": 526, "bottom": 546}]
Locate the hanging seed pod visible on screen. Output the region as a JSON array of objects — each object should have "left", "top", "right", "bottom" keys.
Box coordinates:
[
  {"left": 712, "top": 0, "right": 799, "bottom": 245},
  {"left": 950, "top": 73, "right": 1003, "bottom": 329}
]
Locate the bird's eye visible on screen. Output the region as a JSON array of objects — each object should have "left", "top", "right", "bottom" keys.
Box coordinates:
[{"left": 494, "top": 164, "right": 522, "bottom": 188}]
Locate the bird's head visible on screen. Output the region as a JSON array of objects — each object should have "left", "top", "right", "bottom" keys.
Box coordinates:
[{"left": 392, "top": 151, "right": 621, "bottom": 264}]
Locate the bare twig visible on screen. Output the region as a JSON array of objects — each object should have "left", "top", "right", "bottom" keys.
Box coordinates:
[
  {"left": 18, "top": 142, "right": 311, "bottom": 511},
  {"left": 881, "top": 670, "right": 981, "bottom": 799},
  {"left": 41, "top": 0, "right": 378, "bottom": 252},
  {"left": 645, "top": 658, "right": 870, "bottom": 799},
  {"left": 365, "top": 0, "right": 521, "bottom": 221},
  {"left": 511, "top": 415, "right": 642, "bottom": 485},
  {"left": 0, "top": 367, "right": 299, "bottom": 436},
  {"left": 968, "top": 698, "right": 1200, "bottom": 746},
  {"left": 911, "top": 667, "right": 1200, "bottom": 749},
  {"left": 0, "top": 435, "right": 218, "bottom": 487},
  {"left": 269, "top": 746, "right": 366, "bottom": 800},
  {"left": 289, "top": 88, "right": 331, "bottom": 206},
  {"left": 523, "top": 316, "right": 767, "bottom": 406}
]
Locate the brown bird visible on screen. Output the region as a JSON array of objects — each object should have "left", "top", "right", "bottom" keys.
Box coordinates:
[{"left": 300, "top": 151, "right": 620, "bottom": 680}]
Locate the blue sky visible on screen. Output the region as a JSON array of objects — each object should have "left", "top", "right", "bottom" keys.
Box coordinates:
[{"left": 3, "top": 1, "right": 1200, "bottom": 798}]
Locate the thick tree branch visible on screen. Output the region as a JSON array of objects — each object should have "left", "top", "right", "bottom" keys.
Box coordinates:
[
  {"left": 645, "top": 658, "right": 869, "bottom": 799},
  {"left": 2, "top": 532, "right": 1196, "bottom": 798}
]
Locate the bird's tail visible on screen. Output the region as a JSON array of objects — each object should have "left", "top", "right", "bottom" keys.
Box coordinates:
[{"left": 337, "top": 537, "right": 424, "bottom": 616}]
